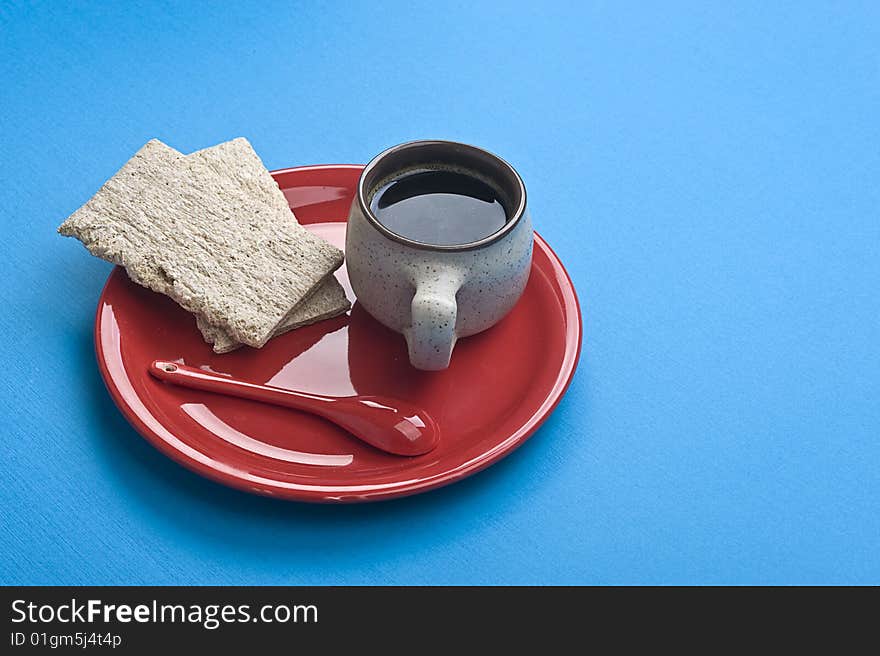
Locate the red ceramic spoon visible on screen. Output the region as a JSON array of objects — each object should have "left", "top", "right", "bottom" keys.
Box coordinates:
[{"left": 149, "top": 361, "right": 439, "bottom": 456}]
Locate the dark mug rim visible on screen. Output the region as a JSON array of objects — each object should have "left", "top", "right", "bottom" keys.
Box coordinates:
[{"left": 356, "top": 140, "right": 527, "bottom": 252}]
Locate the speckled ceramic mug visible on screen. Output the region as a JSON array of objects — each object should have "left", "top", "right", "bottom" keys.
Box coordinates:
[{"left": 346, "top": 140, "right": 533, "bottom": 370}]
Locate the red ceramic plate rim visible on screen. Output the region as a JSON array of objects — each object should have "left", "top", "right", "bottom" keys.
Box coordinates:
[{"left": 93, "top": 164, "right": 582, "bottom": 502}]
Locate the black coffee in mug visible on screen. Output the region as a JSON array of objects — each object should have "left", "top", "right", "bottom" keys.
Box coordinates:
[{"left": 369, "top": 167, "right": 508, "bottom": 246}]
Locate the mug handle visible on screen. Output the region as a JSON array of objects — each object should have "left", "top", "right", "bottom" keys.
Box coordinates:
[{"left": 405, "top": 271, "right": 463, "bottom": 371}]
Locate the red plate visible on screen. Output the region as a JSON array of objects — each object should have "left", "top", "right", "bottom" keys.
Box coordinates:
[{"left": 95, "top": 164, "right": 581, "bottom": 502}]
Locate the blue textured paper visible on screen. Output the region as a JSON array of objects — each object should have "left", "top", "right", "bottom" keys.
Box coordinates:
[{"left": 2, "top": 1, "right": 878, "bottom": 584}]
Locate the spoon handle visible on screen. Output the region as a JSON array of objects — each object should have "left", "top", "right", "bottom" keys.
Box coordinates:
[{"left": 149, "top": 360, "right": 328, "bottom": 411}]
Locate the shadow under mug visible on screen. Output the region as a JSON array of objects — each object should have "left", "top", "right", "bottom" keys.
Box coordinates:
[{"left": 345, "top": 140, "right": 533, "bottom": 371}]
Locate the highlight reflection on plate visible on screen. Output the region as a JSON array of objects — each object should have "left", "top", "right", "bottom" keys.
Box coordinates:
[{"left": 181, "top": 403, "right": 353, "bottom": 467}]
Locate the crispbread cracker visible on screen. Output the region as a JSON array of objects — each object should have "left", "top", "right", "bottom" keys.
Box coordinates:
[
  {"left": 58, "top": 138, "right": 344, "bottom": 347},
  {"left": 182, "top": 141, "right": 350, "bottom": 352},
  {"left": 198, "top": 275, "right": 351, "bottom": 353}
]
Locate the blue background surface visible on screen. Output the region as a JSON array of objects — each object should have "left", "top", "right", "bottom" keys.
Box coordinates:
[{"left": 2, "top": 1, "right": 878, "bottom": 585}]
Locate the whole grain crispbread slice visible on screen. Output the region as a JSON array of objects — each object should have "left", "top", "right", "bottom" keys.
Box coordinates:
[
  {"left": 183, "top": 141, "right": 350, "bottom": 352},
  {"left": 197, "top": 274, "right": 351, "bottom": 353},
  {"left": 58, "top": 138, "right": 344, "bottom": 348}
]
